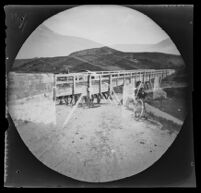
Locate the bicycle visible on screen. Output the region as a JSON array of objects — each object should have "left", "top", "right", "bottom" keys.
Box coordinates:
[{"left": 125, "top": 82, "right": 145, "bottom": 120}]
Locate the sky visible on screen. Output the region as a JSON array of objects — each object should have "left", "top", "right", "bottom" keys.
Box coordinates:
[
  {"left": 43, "top": 5, "right": 169, "bottom": 45},
  {"left": 16, "top": 5, "right": 177, "bottom": 59}
]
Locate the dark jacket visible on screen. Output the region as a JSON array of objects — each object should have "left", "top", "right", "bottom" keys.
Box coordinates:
[{"left": 136, "top": 87, "right": 146, "bottom": 99}]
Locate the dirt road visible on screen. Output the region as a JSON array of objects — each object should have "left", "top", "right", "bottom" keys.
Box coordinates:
[{"left": 10, "top": 99, "right": 179, "bottom": 182}]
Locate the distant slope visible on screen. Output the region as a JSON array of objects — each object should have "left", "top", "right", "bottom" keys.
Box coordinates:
[
  {"left": 12, "top": 56, "right": 104, "bottom": 73},
  {"left": 16, "top": 24, "right": 103, "bottom": 59},
  {"left": 122, "top": 52, "right": 184, "bottom": 69},
  {"left": 12, "top": 46, "right": 185, "bottom": 73},
  {"left": 69, "top": 46, "right": 184, "bottom": 69},
  {"left": 110, "top": 38, "right": 180, "bottom": 55}
]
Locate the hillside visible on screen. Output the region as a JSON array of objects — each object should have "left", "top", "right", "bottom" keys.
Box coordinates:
[
  {"left": 12, "top": 56, "right": 104, "bottom": 73},
  {"left": 11, "top": 46, "right": 185, "bottom": 73},
  {"left": 110, "top": 38, "right": 180, "bottom": 55},
  {"left": 69, "top": 46, "right": 185, "bottom": 69}
]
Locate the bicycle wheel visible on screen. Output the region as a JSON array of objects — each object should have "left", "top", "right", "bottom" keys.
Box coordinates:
[{"left": 134, "top": 99, "right": 144, "bottom": 120}]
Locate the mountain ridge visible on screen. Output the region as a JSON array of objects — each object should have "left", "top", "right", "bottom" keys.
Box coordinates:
[
  {"left": 16, "top": 24, "right": 103, "bottom": 59},
  {"left": 12, "top": 46, "right": 185, "bottom": 73},
  {"left": 17, "top": 24, "right": 181, "bottom": 59}
]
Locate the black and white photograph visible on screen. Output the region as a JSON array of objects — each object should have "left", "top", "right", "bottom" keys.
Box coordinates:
[{"left": 5, "top": 5, "right": 195, "bottom": 187}]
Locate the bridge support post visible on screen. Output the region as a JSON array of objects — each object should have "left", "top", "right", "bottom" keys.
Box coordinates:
[
  {"left": 153, "top": 75, "right": 167, "bottom": 100},
  {"left": 142, "top": 72, "right": 145, "bottom": 83},
  {"left": 131, "top": 75, "right": 136, "bottom": 89},
  {"left": 87, "top": 74, "right": 92, "bottom": 107},
  {"left": 133, "top": 77, "right": 136, "bottom": 99},
  {"left": 71, "top": 75, "right": 77, "bottom": 105},
  {"left": 129, "top": 73, "right": 132, "bottom": 84},
  {"left": 122, "top": 80, "right": 135, "bottom": 106},
  {"left": 149, "top": 72, "right": 151, "bottom": 82},
  {"left": 53, "top": 74, "right": 56, "bottom": 102},
  {"left": 138, "top": 72, "right": 141, "bottom": 82},
  {"left": 98, "top": 75, "right": 102, "bottom": 104},
  {"left": 116, "top": 73, "right": 119, "bottom": 86},
  {"left": 146, "top": 71, "right": 149, "bottom": 82},
  {"left": 72, "top": 75, "right": 76, "bottom": 95},
  {"left": 153, "top": 75, "right": 160, "bottom": 99},
  {"left": 87, "top": 74, "right": 91, "bottom": 97},
  {"left": 109, "top": 74, "right": 112, "bottom": 93},
  {"left": 108, "top": 74, "right": 113, "bottom": 99},
  {"left": 99, "top": 75, "right": 102, "bottom": 94}
]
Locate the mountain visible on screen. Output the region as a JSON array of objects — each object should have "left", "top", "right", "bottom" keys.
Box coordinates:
[
  {"left": 16, "top": 24, "right": 103, "bottom": 59},
  {"left": 110, "top": 38, "right": 180, "bottom": 55},
  {"left": 150, "top": 38, "right": 180, "bottom": 55},
  {"left": 69, "top": 46, "right": 184, "bottom": 70},
  {"left": 12, "top": 46, "right": 185, "bottom": 73}
]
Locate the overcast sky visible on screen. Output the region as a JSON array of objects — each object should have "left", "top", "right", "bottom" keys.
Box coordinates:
[
  {"left": 16, "top": 5, "right": 176, "bottom": 59},
  {"left": 43, "top": 5, "right": 169, "bottom": 45}
]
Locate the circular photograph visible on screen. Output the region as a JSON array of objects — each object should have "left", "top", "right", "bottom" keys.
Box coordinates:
[{"left": 8, "top": 5, "right": 187, "bottom": 182}]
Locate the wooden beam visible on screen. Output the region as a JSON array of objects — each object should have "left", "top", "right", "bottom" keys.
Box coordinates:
[
  {"left": 87, "top": 74, "right": 92, "bottom": 98},
  {"left": 129, "top": 73, "right": 132, "bottom": 83},
  {"left": 99, "top": 75, "right": 102, "bottom": 94},
  {"left": 149, "top": 72, "right": 151, "bottom": 82},
  {"left": 116, "top": 73, "right": 119, "bottom": 86},
  {"left": 123, "top": 74, "right": 125, "bottom": 85},
  {"left": 72, "top": 75, "right": 76, "bottom": 95},
  {"left": 53, "top": 74, "right": 56, "bottom": 101},
  {"left": 109, "top": 74, "right": 112, "bottom": 93},
  {"left": 142, "top": 71, "right": 145, "bottom": 83}
]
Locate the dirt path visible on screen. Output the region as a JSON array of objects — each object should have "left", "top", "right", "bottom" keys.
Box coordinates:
[{"left": 10, "top": 99, "right": 179, "bottom": 182}]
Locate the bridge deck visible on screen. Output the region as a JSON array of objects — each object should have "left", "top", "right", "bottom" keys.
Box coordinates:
[{"left": 55, "top": 69, "right": 175, "bottom": 97}]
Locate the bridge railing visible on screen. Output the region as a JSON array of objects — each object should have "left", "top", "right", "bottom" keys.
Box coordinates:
[
  {"left": 55, "top": 69, "right": 174, "bottom": 85},
  {"left": 54, "top": 69, "right": 175, "bottom": 97}
]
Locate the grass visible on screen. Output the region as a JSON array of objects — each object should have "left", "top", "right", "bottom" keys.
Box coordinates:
[
  {"left": 146, "top": 111, "right": 181, "bottom": 135},
  {"left": 145, "top": 87, "right": 186, "bottom": 120}
]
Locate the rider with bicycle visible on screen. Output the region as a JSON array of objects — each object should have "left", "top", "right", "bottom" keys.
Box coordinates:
[
  {"left": 122, "top": 81, "right": 147, "bottom": 120},
  {"left": 135, "top": 81, "right": 146, "bottom": 101},
  {"left": 134, "top": 81, "right": 147, "bottom": 119}
]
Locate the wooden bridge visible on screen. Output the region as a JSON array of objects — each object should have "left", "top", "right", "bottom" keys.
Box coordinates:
[
  {"left": 7, "top": 68, "right": 176, "bottom": 128},
  {"left": 53, "top": 69, "right": 175, "bottom": 101},
  {"left": 53, "top": 69, "right": 175, "bottom": 104}
]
